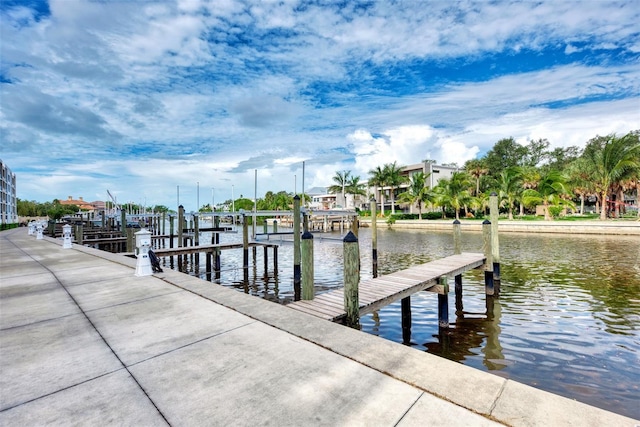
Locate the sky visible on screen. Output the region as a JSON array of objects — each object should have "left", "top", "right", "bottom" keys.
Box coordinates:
[{"left": 1, "top": 0, "right": 639, "bottom": 212}]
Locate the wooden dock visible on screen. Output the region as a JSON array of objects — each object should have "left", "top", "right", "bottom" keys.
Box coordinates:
[{"left": 288, "top": 252, "right": 486, "bottom": 321}]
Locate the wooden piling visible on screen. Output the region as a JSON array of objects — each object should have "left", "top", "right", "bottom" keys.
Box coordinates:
[
  {"left": 489, "top": 192, "right": 501, "bottom": 295},
  {"left": 438, "top": 276, "right": 449, "bottom": 329},
  {"left": 343, "top": 231, "right": 360, "bottom": 329},
  {"left": 120, "top": 210, "right": 126, "bottom": 234},
  {"left": 242, "top": 214, "right": 249, "bottom": 272},
  {"left": 301, "top": 231, "right": 314, "bottom": 300},
  {"left": 482, "top": 219, "right": 494, "bottom": 296},
  {"left": 194, "top": 214, "right": 200, "bottom": 267},
  {"left": 453, "top": 219, "right": 463, "bottom": 312},
  {"left": 177, "top": 206, "right": 184, "bottom": 248},
  {"left": 453, "top": 219, "right": 461, "bottom": 255},
  {"left": 350, "top": 215, "right": 358, "bottom": 238},
  {"left": 401, "top": 296, "right": 411, "bottom": 344},
  {"left": 370, "top": 198, "right": 378, "bottom": 278},
  {"left": 273, "top": 220, "right": 278, "bottom": 233},
  {"left": 126, "top": 228, "right": 134, "bottom": 252},
  {"left": 293, "top": 195, "right": 301, "bottom": 301},
  {"left": 455, "top": 274, "right": 463, "bottom": 314}
]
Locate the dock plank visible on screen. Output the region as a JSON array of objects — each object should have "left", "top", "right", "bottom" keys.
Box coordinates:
[{"left": 288, "top": 253, "right": 485, "bottom": 321}]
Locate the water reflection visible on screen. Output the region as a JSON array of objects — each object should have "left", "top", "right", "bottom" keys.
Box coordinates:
[{"left": 162, "top": 226, "right": 640, "bottom": 420}]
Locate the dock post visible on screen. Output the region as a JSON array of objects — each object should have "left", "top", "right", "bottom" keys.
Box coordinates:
[
  {"left": 214, "top": 215, "right": 220, "bottom": 244},
  {"left": 178, "top": 206, "right": 184, "bottom": 248},
  {"left": 177, "top": 206, "right": 184, "bottom": 271},
  {"left": 482, "top": 219, "right": 494, "bottom": 296},
  {"left": 453, "top": 219, "right": 463, "bottom": 312},
  {"left": 293, "top": 195, "right": 301, "bottom": 301},
  {"left": 126, "top": 228, "right": 134, "bottom": 253},
  {"left": 242, "top": 214, "right": 249, "bottom": 274},
  {"left": 370, "top": 198, "right": 378, "bottom": 278},
  {"left": 273, "top": 220, "right": 278, "bottom": 233},
  {"left": 401, "top": 297, "right": 411, "bottom": 344},
  {"left": 453, "top": 219, "right": 461, "bottom": 255},
  {"left": 303, "top": 212, "right": 309, "bottom": 233},
  {"left": 263, "top": 221, "right": 268, "bottom": 234},
  {"left": 121, "top": 210, "right": 126, "bottom": 234},
  {"left": 214, "top": 248, "right": 221, "bottom": 279},
  {"left": 273, "top": 246, "right": 278, "bottom": 274},
  {"left": 301, "top": 231, "right": 314, "bottom": 300},
  {"left": 438, "top": 276, "right": 449, "bottom": 329},
  {"left": 343, "top": 231, "right": 360, "bottom": 329},
  {"left": 169, "top": 215, "right": 174, "bottom": 249},
  {"left": 263, "top": 246, "right": 268, "bottom": 274},
  {"left": 489, "top": 192, "right": 501, "bottom": 295},
  {"left": 206, "top": 250, "right": 212, "bottom": 281},
  {"left": 350, "top": 214, "right": 358, "bottom": 238}
]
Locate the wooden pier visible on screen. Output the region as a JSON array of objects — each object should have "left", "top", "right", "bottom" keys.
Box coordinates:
[{"left": 288, "top": 252, "right": 485, "bottom": 321}]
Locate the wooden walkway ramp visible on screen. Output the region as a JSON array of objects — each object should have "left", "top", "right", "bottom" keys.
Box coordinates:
[{"left": 288, "top": 252, "right": 485, "bottom": 321}]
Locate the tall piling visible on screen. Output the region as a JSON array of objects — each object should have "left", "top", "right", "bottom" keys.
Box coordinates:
[
  {"left": 293, "top": 195, "right": 301, "bottom": 301},
  {"left": 453, "top": 219, "right": 463, "bottom": 312},
  {"left": 301, "top": 231, "right": 314, "bottom": 300},
  {"left": 489, "top": 192, "right": 501, "bottom": 295},
  {"left": 343, "top": 231, "right": 360, "bottom": 329},
  {"left": 370, "top": 198, "right": 378, "bottom": 278},
  {"left": 482, "top": 219, "right": 494, "bottom": 296}
]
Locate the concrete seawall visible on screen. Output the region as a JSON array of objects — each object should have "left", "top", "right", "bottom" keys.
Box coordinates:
[{"left": 360, "top": 219, "right": 640, "bottom": 235}]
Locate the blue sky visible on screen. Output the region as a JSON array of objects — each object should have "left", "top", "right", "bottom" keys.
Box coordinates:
[{"left": 1, "top": 0, "right": 639, "bottom": 211}]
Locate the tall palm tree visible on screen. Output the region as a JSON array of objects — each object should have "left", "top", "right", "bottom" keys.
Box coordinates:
[
  {"left": 345, "top": 175, "right": 367, "bottom": 207},
  {"left": 583, "top": 133, "right": 640, "bottom": 220},
  {"left": 465, "top": 159, "right": 489, "bottom": 196},
  {"left": 566, "top": 158, "right": 595, "bottom": 215},
  {"left": 519, "top": 166, "right": 541, "bottom": 216},
  {"left": 434, "top": 172, "right": 473, "bottom": 220},
  {"left": 368, "top": 165, "right": 388, "bottom": 216},
  {"left": 496, "top": 167, "right": 523, "bottom": 220},
  {"left": 397, "top": 172, "right": 433, "bottom": 219},
  {"left": 327, "top": 170, "right": 351, "bottom": 208},
  {"left": 522, "top": 171, "right": 573, "bottom": 220},
  {"left": 384, "top": 161, "right": 407, "bottom": 215}
]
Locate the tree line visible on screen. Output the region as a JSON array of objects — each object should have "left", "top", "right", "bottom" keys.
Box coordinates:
[{"left": 328, "top": 130, "right": 640, "bottom": 221}]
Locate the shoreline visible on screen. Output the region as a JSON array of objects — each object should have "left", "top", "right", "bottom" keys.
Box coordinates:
[{"left": 358, "top": 219, "right": 640, "bottom": 236}]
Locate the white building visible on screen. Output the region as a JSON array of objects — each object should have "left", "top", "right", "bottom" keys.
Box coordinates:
[
  {"left": 365, "top": 162, "right": 460, "bottom": 213},
  {"left": 1, "top": 159, "right": 18, "bottom": 226}
]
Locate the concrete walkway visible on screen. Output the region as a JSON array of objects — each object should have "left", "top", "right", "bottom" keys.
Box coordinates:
[{"left": 1, "top": 228, "right": 637, "bottom": 426}]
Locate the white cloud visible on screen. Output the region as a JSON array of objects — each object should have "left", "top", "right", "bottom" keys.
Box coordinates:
[{"left": 2, "top": 0, "right": 639, "bottom": 210}]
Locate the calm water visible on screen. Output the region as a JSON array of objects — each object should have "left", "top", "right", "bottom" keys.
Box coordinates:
[{"left": 163, "top": 226, "right": 640, "bottom": 419}]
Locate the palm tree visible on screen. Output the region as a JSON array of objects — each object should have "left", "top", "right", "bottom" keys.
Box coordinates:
[
  {"left": 384, "top": 161, "right": 407, "bottom": 215},
  {"left": 465, "top": 159, "right": 489, "bottom": 196},
  {"left": 434, "top": 172, "right": 473, "bottom": 220},
  {"left": 397, "top": 172, "right": 433, "bottom": 219},
  {"left": 327, "top": 170, "right": 351, "bottom": 208},
  {"left": 522, "top": 171, "right": 573, "bottom": 220},
  {"left": 368, "top": 165, "right": 388, "bottom": 216},
  {"left": 345, "top": 175, "right": 367, "bottom": 207},
  {"left": 566, "top": 158, "right": 595, "bottom": 215},
  {"left": 496, "top": 167, "right": 523, "bottom": 220},
  {"left": 583, "top": 133, "right": 640, "bottom": 220},
  {"left": 519, "top": 166, "right": 541, "bottom": 216}
]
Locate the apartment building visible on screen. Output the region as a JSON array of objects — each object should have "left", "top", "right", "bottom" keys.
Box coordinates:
[{"left": 1, "top": 159, "right": 18, "bottom": 226}]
